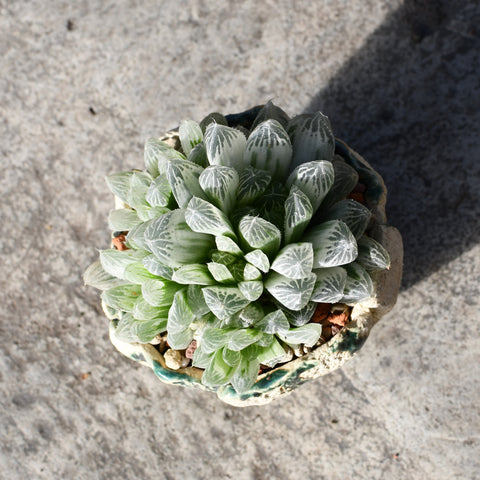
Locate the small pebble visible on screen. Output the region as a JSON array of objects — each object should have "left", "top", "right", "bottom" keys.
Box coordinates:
[{"left": 164, "top": 349, "right": 190, "bottom": 370}]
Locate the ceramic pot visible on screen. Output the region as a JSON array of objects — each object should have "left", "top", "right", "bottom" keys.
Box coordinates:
[{"left": 107, "top": 106, "right": 403, "bottom": 407}]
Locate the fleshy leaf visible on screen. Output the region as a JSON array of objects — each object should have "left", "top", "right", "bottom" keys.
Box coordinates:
[
  {"left": 144, "top": 209, "right": 214, "bottom": 268},
  {"left": 114, "top": 314, "right": 139, "bottom": 343},
  {"left": 141, "top": 278, "right": 183, "bottom": 307},
  {"left": 124, "top": 263, "right": 160, "bottom": 284},
  {"left": 146, "top": 174, "right": 174, "bottom": 208},
  {"left": 238, "top": 281, "right": 264, "bottom": 301},
  {"left": 281, "top": 302, "right": 317, "bottom": 327},
  {"left": 144, "top": 138, "right": 185, "bottom": 176},
  {"left": 133, "top": 297, "right": 170, "bottom": 321},
  {"left": 202, "top": 286, "right": 250, "bottom": 320},
  {"left": 251, "top": 100, "right": 290, "bottom": 130},
  {"left": 83, "top": 260, "right": 127, "bottom": 290},
  {"left": 168, "top": 328, "right": 194, "bottom": 351},
  {"left": 165, "top": 158, "right": 207, "bottom": 208},
  {"left": 254, "top": 310, "right": 289, "bottom": 335},
  {"left": 356, "top": 236, "right": 391, "bottom": 272},
  {"left": 204, "top": 123, "right": 247, "bottom": 169},
  {"left": 199, "top": 165, "right": 239, "bottom": 214},
  {"left": 312, "top": 267, "right": 348, "bottom": 303},
  {"left": 215, "top": 236, "right": 243, "bottom": 256},
  {"left": 288, "top": 112, "right": 335, "bottom": 170},
  {"left": 126, "top": 221, "right": 152, "bottom": 251},
  {"left": 321, "top": 159, "right": 360, "bottom": 209},
  {"left": 167, "top": 289, "right": 195, "bottom": 348},
  {"left": 286, "top": 160, "right": 334, "bottom": 212},
  {"left": 227, "top": 329, "right": 264, "bottom": 351},
  {"left": 187, "top": 284, "right": 210, "bottom": 316},
  {"left": 142, "top": 253, "right": 175, "bottom": 280},
  {"left": 179, "top": 120, "right": 203, "bottom": 155},
  {"left": 277, "top": 324, "right": 322, "bottom": 348},
  {"left": 199, "top": 112, "right": 228, "bottom": 133},
  {"left": 271, "top": 243, "right": 314, "bottom": 279},
  {"left": 133, "top": 318, "right": 168, "bottom": 343},
  {"left": 257, "top": 337, "right": 288, "bottom": 367},
  {"left": 185, "top": 197, "right": 236, "bottom": 239},
  {"left": 99, "top": 249, "right": 148, "bottom": 280},
  {"left": 192, "top": 343, "right": 214, "bottom": 369},
  {"left": 302, "top": 220, "right": 358, "bottom": 268},
  {"left": 265, "top": 272, "right": 317, "bottom": 311},
  {"left": 126, "top": 172, "right": 153, "bottom": 215},
  {"left": 230, "top": 353, "right": 260, "bottom": 393},
  {"left": 341, "top": 262, "right": 374, "bottom": 304},
  {"left": 187, "top": 142, "right": 209, "bottom": 168},
  {"left": 237, "top": 167, "right": 272, "bottom": 206},
  {"left": 108, "top": 208, "right": 141, "bottom": 232},
  {"left": 236, "top": 302, "right": 264, "bottom": 326},
  {"left": 243, "top": 263, "right": 262, "bottom": 281},
  {"left": 322, "top": 199, "right": 371, "bottom": 239},
  {"left": 105, "top": 171, "right": 134, "bottom": 204},
  {"left": 207, "top": 262, "right": 235, "bottom": 284},
  {"left": 222, "top": 348, "right": 242, "bottom": 368},
  {"left": 238, "top": 215, "right": 281, "bottom": 258},
  {"left": 284, "top": 185, "right": 313, "bottom": 244},
  {"left": 244, "top": 249, "right": 270, "bottom": 273},
  {"left": 101, "top": 284, "right": 142, "bottom": 312},
  {"left": 201, "top": 349, "right": 235, "bottom": 388},
  {"left": 244, "top": 120, "right": 292, "bottom": 179},
  {"left": 172, "top": 264, "right": 216, "bottom": 285},
  {"left": 201, "top": 327, "right": 234, "bottom": 354}
]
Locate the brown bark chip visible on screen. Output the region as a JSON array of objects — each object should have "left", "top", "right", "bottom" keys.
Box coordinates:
[
  {"left": 328, "top": 311, "right": 349, "bottom": 327},
  {"left": 311, "top": 303, "right": 332, "bottom": 323}
]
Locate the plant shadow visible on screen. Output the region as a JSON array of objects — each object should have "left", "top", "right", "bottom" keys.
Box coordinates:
[{"left": 306, "top": 0, "right": 480, "bottom": 289}]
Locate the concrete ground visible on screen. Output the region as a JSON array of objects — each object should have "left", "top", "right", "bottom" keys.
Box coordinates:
[{"left": 1, "top": 1, "right": 479, "bottom": 479}]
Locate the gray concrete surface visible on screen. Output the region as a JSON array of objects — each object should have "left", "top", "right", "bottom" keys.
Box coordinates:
[{"left": 1, "top": 1, "right": 479, "bottom": 479}]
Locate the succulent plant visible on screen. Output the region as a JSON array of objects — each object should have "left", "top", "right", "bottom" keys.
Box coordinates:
[{"left": 84, "top": 102, "right": 390, "bottom": 394}]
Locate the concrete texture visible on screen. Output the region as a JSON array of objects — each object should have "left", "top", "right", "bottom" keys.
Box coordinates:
[{"left": 1, "top": 1, "right": 479, "bottom": 479}]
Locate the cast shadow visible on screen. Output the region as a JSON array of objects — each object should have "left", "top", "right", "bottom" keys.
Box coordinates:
[{"left": 306, "top": 0, "right": 480, "bottom": 289}]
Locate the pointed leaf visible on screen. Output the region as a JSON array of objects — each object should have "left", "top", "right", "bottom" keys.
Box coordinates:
[
  {"left": 222, "top": 347, "right": 242, "bottom": 368},
  {"left": 133, "top": 297, "right": 170, "bottom": 321},
  {"left": 172, "top": 264, "right": 216, "bottom": 285},
  {"left": 202, "top": 286, "right": 250, "bottom": 320},
  {"left": 254, "top": 181, "right": 288, "bottom": 228},
  {"left": 99, "top": 249, "right": 148, "bottom": 280},
  {"left": 227, "top": 329, "right": 264, "bottom": 351},
  {"left": 265, "top": 272, "right": 316, "bottom": 311},
  {"left": 145, "top": 209, "right": 214, "bottom": 268},
  {"left": 271, "top": 243, "right": 314, "bottom": 279},
  {"left": 101, "top": 284, "right": 142, "bottom": 312},
  {"left": 215, "top": 236, "right": 243, "bottom": 256},
  {"left": 107, "top": 208, "right": 141, "bottom": 232},
  {"left": 144, "top": 138, "right": 185, "bottom": 176},
  {"left": 165, "top": 158, "right": 207, "bottom": 208},
  {"left": 204, "top": 123, "right": 247, "bottom": 169},
  {"left": 199, "top": 112, "right": 228, "bottom": 133},
  {"left": 277, "top": 324, "right": 322, "bottom": 348},
  {"left": 251, "top": 100, "right": 290, "bottom": 130},
  {"left": 124, "top": 263, "right": 161, "bottom": 284},
  {"left": 141, "top": 278, "right": 183, "bottom": 307},
  {"left": 257, "top": 337, "right": 289, "bottom": 368},
  {"left": 168, "top": 328, "right": 194, "bottom": 351},
  {"left": 236, "top": 302, "right": 264, "bottom": 326},
  {"left": 187, "top": 284, "right": 210, "bottom": 316},
  {"left": 357, "top": 236, "right": 391, "bottom": 272},
  {"left": 321, "top": 159, "right": 360, "bottom": 209},
  {"left": 142, "top": 253, "right": 175, "bottom": 280},
  {"left": 133, "top": 317, "right": 168, "bottom": 343},
  {"left": 146, "top": 174, "right": 174, "bottom": 208},
  {"left": 237, "top": 167, "right": 272, "bottom": 206},
  {"left": 126, "top": 221, "right": 152, "bottom": 251},
  {"left": 244, "top": 120, "right": 292, "bottom": 179},
  {"left": 243, "top": 263, "right": 262, "bottom": 281},
  {"left": 185, "top": 196, "right": 236, "bottom": 238},
  {"left": 201, "top": 349, "right": 235, "bottom": 388},
  {"left": 238, "top": 281, "right": 264, "bottom": 301},
  {"left": 192, "top": 343, "right": 214, "bottom": 369},
  {"left": 284, "top": 185, "right": 313, "bottom": 244},
  {"left": 323, "top": 199, "right": 371, "bottom": 239},
  {"left": 244, "top": 249, "right": 270, "bottom": 273},
  {"left": 201, "top": 327, "right": 234, "bottom": 354},
  {"left": 83, "top": 260, "right": 127, "bottom": 290},
  {"left": 281, "top": 301, "right": 317, "bottom": 327},
  {"left": 238, "top": 215, "right": 281, "bottom": 258},
  {"left": 254, "top": 310, "right": 289, "bottom": 335},
  {"left": 207, "top": 262, "right": 235, "bottom": 284},
  {"left": 312, "top": 267, "right": 348, "bottom": 303},
  {"left": 302, "top": 220, "right": 358, "bottom": 268},
  {"left": 179, "top": 120, "right": 203, "bottom": 155},
  {"left": 230, "top": 354, "right": 260, "bottom": 393},
  {"left": 187, "top": 142, "right": 209, "bottom": 168},
  {"left": 286, "top": 160, "right": 334, "bottom": 212},
  {"left": 341, "top": 262, "right": 374, "bottom": 304},
  {"left": 167, "top": 289, "right": 195, "bottom": 337},
  {"left": 199, "top": 165, "right": 239, "bottom": 214}
]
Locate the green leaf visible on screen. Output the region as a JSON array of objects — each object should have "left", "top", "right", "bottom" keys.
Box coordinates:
[
  {"left": 187, "top": 142, "right": 209, "bottom": 168},
  {"left": 144, "top": 138, "right": 186, "bottom": 176},
  {"left": 215, "top": 236, "right": 243, "bottom": 256},
  {"left": 187, "top": 284, "right": 210, "bottom": 316},
  {"left": 238, "top": 215, "right": 281, "bottom": 258},
  {"left": 277, "top": 324, "right": 322, "bottom": 348},
  {"left": 101, "top": 284, "right": 142, "bottom": 312},
  {"left": 244, "top": 249, "right": 270, "bottom": 273},
  {"left": 142, "top": 254, "right": 175, "bottom": 280},
  {"left": 207, "top": 262, "right": 235, "bottom": 284},
  {"left": 105, "top": 171, "right": 134, "bottom": 204},
  {"left": 199, "top": 112, "right": 228, "bottom": 133},
  {"left": 222, "top": 347, "right": 242, "bottom": 368},
  {"left": 321, "top": 159, "right": 360, "bottom": 209},
  {"left": 257, "top": 337, "right": 288, "bottom": 368},
  {"left": 356, "top": 236, "right": 391, "bottom": 272},
  {"left": 124, "top": 263, "right": 161, "bottom": 284},
  {"left": 254, "top": 309, "right": 289, "bottom": 335},
  {"left": 281, "top": 302, "right": 317, "bottom": 327},
  {"left": 172, "top": 264, "right": 216, "bottom": 285},
  {"left": 167, "top": 289, "right": 195, "bottom": 348},
  {"left": 133, "top": 296, "right": 170, "bottom": 321},
  {"left": 237, "top": 167, "right": 272, "bottom": 206},
  {"left": 244, "top": 120, "right": 292, "bottom": 179},
  {"left": 265, "top": 272, "right": 317, "bottom": 311},
  {"left": 227, "top": 329, "right": 264, "bottom": 351},
  {"left": 284, "top": 185, "right": 313, "bottom": 244},
  {"left": 99, "top": 249, "right": 148, "bottom": 280},
  {"left": 312, "top": 267, "right": 348, "bottom": 303},
  {"left": 255, "top": 181, "right": 288, "bottom": 229},
  {"left": 230, "top": 353, "right": 260, "bottom": 393},
  {"left": 192, "top": 342, "right": 214, "bottom": 369},
  {"left": 108, "top": 208, "right": 141, "bottom": 232},
  {"left": 243, "top": 263, "right": 262, "bottom": 281},
  {"left": 286, "top": 160, "right": 334, "bottom": 212},
  {"left": 126, "top": 221, "right": 152, "bottom": 251},
  {"left": 251, "top": 100, "right": 290, "bottom": 130},
  {"left": 146, "top": 174, "right": 174, "bottom": 208},
  {"left": 341, "top": 262, "right": 374, "bottom": 304},
  {"left": 144, "top": 209, "right": 214, "bottom": 268},
  {"left": 202, "top": 286, "right": 250, "bottom": 320},
  {"left": 210, "top": 251, "right": 237, "bottom": 266},
  {"left": 83, "top": 260, "right": 127, "bottom": 290},
  {"left": 322, "top": 199, "right": 371, "bottom": 239},
  {"left": 302, "top": 220, "right": 358, "bottom": 268},
  {"left": 133, "top": 317, "right": 168, "bottom": 343},
  {"left": 201, "top": 349, "right": 235, "bottom": 388},
  {"left": 168, "top": 328, "right": 194, "bottom": 351},
  {"left": 114, "top": 314, "right": 138, "bottom": 343},
  {"left": 236, "top": 302, "right": 265, "bottom": 326},
  {"left": 141, "top": 278, "right": 183, "bottom": 307},
  {"left": 165, "top": 158, "right": 207, "bottom": 208},
  {"left": 179, "top": 120, "right": 203, "bottom": 155},
  {"left": 201, "top": 327, "right": 234, "bottom": 354},
  {"left": 185, "top": 196, "right": 236, "bottom": 238},
  {"left": 126, "top": 172, "right": 152, "bottom": 213},
  {"left": 199, "top": 165, "right": 239, "bottom": 214},
  {"left": 204, "top": 123, "right": 247, "bottom": 169},
  {"left": 288, "top": 112, "right": 335, "bottom": 170},
  {"left": 271, "top": 243, "right": 314, "bottom": 279}
]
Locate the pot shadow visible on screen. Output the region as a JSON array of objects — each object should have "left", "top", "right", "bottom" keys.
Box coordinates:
[{"left": 305, "top": 0, "right": 480, "bottom": 290}]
